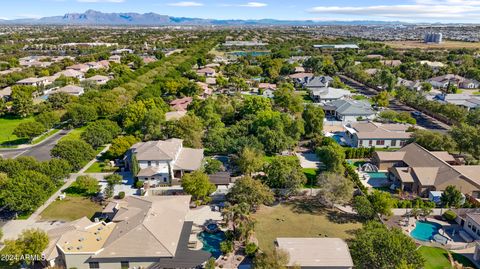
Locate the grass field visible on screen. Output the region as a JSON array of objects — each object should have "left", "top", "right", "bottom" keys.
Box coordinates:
[
  {"left": 385, "top": 40, "right": 480, "bottom": 50},
  {"left": 0, "top": 116, "right": 35, "bottom": 146},
  {"left": 418, "top": 246, "right": 478, "bottom": 269},
  {"left": 252, "top": 201, "right": 361, "bottom": 253},
  {"left": 59, "top": 126, "right": 86, "bottom": 142},
  {"left": 39, "top": 196, "right": 102, "bottom": 221}
]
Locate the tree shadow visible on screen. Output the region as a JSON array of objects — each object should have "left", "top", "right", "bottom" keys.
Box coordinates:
[
  {"left": 286, "top": 198, "right": 324, "bottom": 215},
  {"left": 326, "top": 210, "right": 361, "bottom": 224},
  {"left": 0, "top": 138, "right": 29, "bottom": 147}
]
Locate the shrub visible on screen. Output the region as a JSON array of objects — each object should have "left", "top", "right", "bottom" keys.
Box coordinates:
[
  {"left": 245, "top": 242, "right": 258, "bottom": 257},
  {"left": 134, "top": 179, "right": 144, "bottom": 189},
  {"left": 117, "top": 191, "right": 125, "bottom": 199},
  {"left": 443, "top": 210, "right": 457, "bottom": 221},
  {"left": 220, "top": 240, "right": 234, "bottom": 254}
]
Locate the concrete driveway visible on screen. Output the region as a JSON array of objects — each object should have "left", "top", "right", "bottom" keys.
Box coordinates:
[{"left": 295, "top": 152, "right": 321, "bottom": 169}]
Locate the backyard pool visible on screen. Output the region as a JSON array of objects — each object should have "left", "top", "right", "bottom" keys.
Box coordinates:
[
  {"left": 197, "top": 231, "right": 226, "bottom": 258},
  {"left": 366, "top": 172, "right": 388, "bottom": 179},
  {"left": 411, "top": 221, "right": 442, "bottom": 241}
]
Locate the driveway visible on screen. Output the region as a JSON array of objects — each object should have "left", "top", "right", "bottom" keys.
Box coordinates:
[
  {"left": 295, "top": 152, "right": 321, "bottom": 169},
  {"left": 0, "top": 129, "right": 70, "bottom": 161}
]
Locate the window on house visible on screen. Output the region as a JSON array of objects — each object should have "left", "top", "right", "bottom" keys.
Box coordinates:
[
  {"left": 391, "top": 140, "right": 397, "bottom": 147},
  {"left": 473, "top": 226, "right": 477, "bottom": 233},
  {"left": 376, "top": 140, "right": 385, "bottom": 146},
  {"left": 400, "top": 140, "right": 407, "bottom": 147},
  {"left": 468, "top": 222, "right": 472, "bottom": 229},
  {"left": 156, "top": 161, "right": 159, "bottom": 166},
  {"left": 121, "top": 261, "right": 129, "bottom": 269},
  {"left": 164, "top": 177, "right": 167, "bottom": 182},
  {"left": 89, "top": 262, "right": 100, "bottom": 269},
  {"left": 368, "top": 140, "right": 373, "bottom": 146},
  {"left": 147, "top": 161, "right": 151, "bottom": 167},
  {"left": 477, "top": 229, "right": 480, "bottom": 236}
]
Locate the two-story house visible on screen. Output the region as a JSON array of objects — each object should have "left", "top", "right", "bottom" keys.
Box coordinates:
[{"left": 126, "top": 139, "right": 204, "bottom": 187}]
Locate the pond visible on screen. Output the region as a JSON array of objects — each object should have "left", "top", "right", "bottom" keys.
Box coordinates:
[{"left": 197, "top": 231, "right": 226, "bottom": 258}]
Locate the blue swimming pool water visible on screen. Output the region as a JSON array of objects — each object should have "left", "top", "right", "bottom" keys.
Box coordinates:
[
  {"left": 411, "top": 221, "right": 442, "bottom": 241},
  {"left": 366, "top": 172, "right": 388, "bottom": 179},
  {"left": 230, "top": 51, "right": 270, "bottom": 57},
  {"left": 197, "top": 231, "right": 226, "bottom": 258}
]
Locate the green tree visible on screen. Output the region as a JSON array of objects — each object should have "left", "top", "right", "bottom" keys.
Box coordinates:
[
  {"left": 35, "top": 111, "right": 61, "bottom": 129},
  {"left": 81, "top": 119, "right": 121, "bottom": 148},
  {"left": 263, "top": 156, "right": 306, "bottom": 195},
  {"left": 253, "top": 249, "right": 290, "bottom": 269},
  {"left": 368, "top": 190, "right": 394, "bottom": 218},
  {"left": 51, "top": 139, "right": 96, "bottom": 170},
  {"left": 47, "top": 92, "right": 71, "bottom": 109},
  {"left": 316, "top": 172, "right": 354, "bottom": 207},
  {"left": 181, "top": 171, "right": 216, "bottom": 201},
  {"left": 106, "top": 135, "right": 140, "bottom": 160},
  {"left": 316, "top": 143, "right": 345, "bottom": 173},
  {"left": 302, "top": 104, "right": 325, "bottom": 138},
  {"left": 350, "top": 222, "right": 424, "bottom": 269},
  {"left": 440, "top": 185, "right": 463, "bottom": 208},
  {"left": 13, "top": 121, "right": 46, "bottom": 142},
  {"left": 353, "top": 195, "right": 376, "bottom": 220},
  {"left": 0, "top": 171, "right": 55, "bottom": 212},
  {"left": 412, "top": 129, "right": 456, "bottom": 152},
  {"left": 236, "top": 147, "right": 265, "bottom": 176},
  {"left": 104, "top": 174, "right": 123, "bottom": 199},
  {"left": 64, "top": 103, "right": 98, "bottom": 127},
  {"left": 204, "top": 158, "right": 223, "bottom": 174},
  {"left": 11, "top": 85, "right": 35, "bottom": 118},
  {"left": 372, "top": 91, "right": 389, "bottom": 107},
  {"left": 1, "top": 229, "right": 49, "bottom": 266},
  {"left": 227, "top": 176, "right": 274, "bottom": 211},
  {"left": 71, "top": 175, "right": 100, "bottom": 196},
  {"left": 273, "top": 84, "right": 303, "bottom": 114},
  {"left": 164, "top": 114, "right": 204, "bottom": 148},
  {"left": 40, "top": 158, "right": 72, "bottom": 183}
]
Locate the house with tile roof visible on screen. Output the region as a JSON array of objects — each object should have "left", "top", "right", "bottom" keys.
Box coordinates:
[
  {"left": 373, "top": 143, "right": 480, "bottom": 197},
  {"left": 322, "top": 99, "right": 376, "bottom": 122},
  {"left": 344, "top": 122, "right": 412, "bottom": 148},
  {"left": 44, "top": 196, "right": 210, "bottom": 269},
  {"left": 126, "top": 139, "right": 204, "bottom": 187}
]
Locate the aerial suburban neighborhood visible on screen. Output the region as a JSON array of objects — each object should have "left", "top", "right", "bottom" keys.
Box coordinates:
[{"left": 2, "top": 2, "right": 480, "bottom": 269}]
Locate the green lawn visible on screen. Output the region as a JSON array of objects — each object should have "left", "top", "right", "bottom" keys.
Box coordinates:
[
  {"left": 59, "top": 126, "right": 86, "bottom": 142},
  {"left": 263, "top": 155, "right": 298, "bottom": 164},
  {"left": 39, "top": 196, "right": 102, "bottom": 221},
  {"left": 303, "top": 168, "right": 318, "bottom": 188},
  {"left": 0, "top": 116, "right": 35, "bottom": 146},
  {"left": 418, "top": 246, "right": 478, "bottom": 269},
  {"left": 253, "top": 201, "right": 361, "bottom": 253}
]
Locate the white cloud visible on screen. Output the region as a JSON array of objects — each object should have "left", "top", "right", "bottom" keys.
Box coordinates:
[
  {"left": 167, "top": 1, "right": 204, "bottom": 7},
  {"left": 308, "top": 0, "right": 480, "bottom": 21},
  {"left": 77, "top": 0, "right": 125, "bottom": 2},
  {"left": 239, "top": 2, "right": 267, "bottom": 7}
]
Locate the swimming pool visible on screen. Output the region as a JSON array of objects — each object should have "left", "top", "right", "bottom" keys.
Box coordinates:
[
  {"left": 411, "top": 221, "right": 442, "bottom": 241},
  {"left": 197, "top": 231, "right": 226, "bottom": 258},
  {"left": 366, "top": 172, "right": 388, "bottom": 179}
]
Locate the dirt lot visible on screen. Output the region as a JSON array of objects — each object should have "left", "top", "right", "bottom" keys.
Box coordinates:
[{"left": 385, "top": 40, "right": 480, "bottom": 50}]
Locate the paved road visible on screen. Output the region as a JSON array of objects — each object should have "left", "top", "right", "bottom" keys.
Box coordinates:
[
  {"left": 0, "top": 129, "right": 69, "bottom": 161},
  {"left": 339, "top": 75, "right": 450, "bottom": 133}
]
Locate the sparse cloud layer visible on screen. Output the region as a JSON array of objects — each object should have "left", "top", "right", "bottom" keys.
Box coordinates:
[
  {"left": 77, "top": 0, "right": 125, "bottom": 3},
  {"left": 308, "top": 0, "right": 480, "bottom": 20},
  {"left": 167, "top": 1, "right": 204, "bottom": 7}
]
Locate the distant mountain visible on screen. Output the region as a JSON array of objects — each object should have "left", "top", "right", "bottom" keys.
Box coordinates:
[{"left": 0, "top": 10, "right": 407, "bottom": 26}]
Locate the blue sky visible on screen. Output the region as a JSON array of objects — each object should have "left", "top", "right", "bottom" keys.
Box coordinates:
[{"left": 1, "top": 0, "right": 480, "bottom": 22}]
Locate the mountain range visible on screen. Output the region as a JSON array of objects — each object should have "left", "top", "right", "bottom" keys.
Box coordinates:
[{"left": 0, "top": 10, "right": 406, "bottom": 26}]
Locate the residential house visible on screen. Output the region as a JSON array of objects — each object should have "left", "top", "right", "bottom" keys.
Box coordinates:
[
  {"left": 196, "top": 82, "right": 213, "bottom": 98},
  {"left": 165, "top": 111, "right": 187, "bottom": 121},
  {"left": 44, "top": 196, "right": 210, "bottom": 269},
  {"left": 170, "top": 97, "right": 193, "bottom": 112},
  {"left": 275, "top": 238, "right": 353, "bottom": 269},
  {"left": 365, "top": 68, "right": 379, "bottom": 76},
  {"left": 294, "top": 66, "right": 306, "bottom": 73},
  {"left": 55, "top": 70, "right": 85, "bottom": 80},
  {"left": 126, "top": 138, "right": 204, "bottom": 187},
  {"left": 463, "top": 213, "right": 480, "bottom": 240},
  {"left": 109, "top": 55, "right": 121, "bottom": 63},
  {"left": 420, "top": 60, "right": 445, "bottom": 71},
  {"left": 16, "top": 77, "right": 50, "bottom": 87},
  {"left": 381, "top": 60, "right": 402, "bottom": 67},
  {"left": 85, "top": 75, "right": 110, "bottom": 85},
  {"left": 366, "top": 54, "right": 384, "bottom": 59},
  {"left": 322, "top": 99, "right": 376, "bottom": 122},
  {"left": 196, "top": 67, "right": 216, "bottom": 77},
  {"left": 344, "top": 122, "right": 412, "bottom": 148},
  {"left": 427, "top": 74, "right": 480, "bottom": 89},
  {"left": 55, "top": 85, "right": 85, "bottom": 96},
  {"left": 67, "top": 64, "right": 90, "bottom": 73},
  {"left": 397, "top": 78, "right": 423, "bottom": 91},
  {"left": 435, "top": 93, "right": 480, "bottom": 111},
  {"left": 288, "top": 72, "right": 314, "bottom": 84},
  {"left": 372, "top": 143, "right": 480, "bottom": 197},
  {"left": 309, "top": 87, "right": 351, "bottom": 103},
  {"left": 302, "top": 76, "right": 334, "bottom": 89},
  {"left": 0, "top": 87, "right": 11, "bottom": 100}
]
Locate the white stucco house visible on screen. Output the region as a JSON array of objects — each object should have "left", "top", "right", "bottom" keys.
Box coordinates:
[{"left": 126, "top": 139, "right": 204, "bottom": 187}]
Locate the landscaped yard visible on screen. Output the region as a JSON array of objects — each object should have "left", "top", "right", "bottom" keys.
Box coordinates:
[
  {"left": 0, "top": 116, "right": 35, "bottom": 146},
  {"left": 252, "top": 200, "right": 361, "bottom": 253},
  {"left": 39, "top": 196, "right": 102, "bottom": 221},
  {"left": 59, "top": 126, "right": 86, "bottom": 142},
  {"left": 418, "top": 246, "right": 478, "bottom": 269}
]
